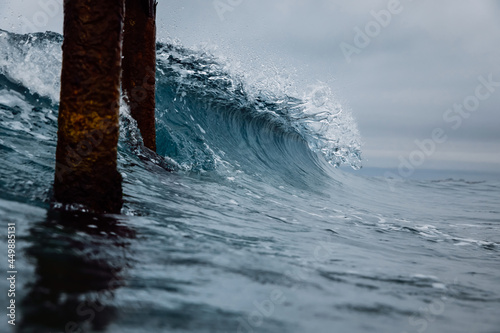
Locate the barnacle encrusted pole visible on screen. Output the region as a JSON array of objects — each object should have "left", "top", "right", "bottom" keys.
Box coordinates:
[
  {"left": 122, "top": 0, "right": 158, "bottom": 151},
  {"left": 54, "top": 0, "right": 125, "bottom": 213}
]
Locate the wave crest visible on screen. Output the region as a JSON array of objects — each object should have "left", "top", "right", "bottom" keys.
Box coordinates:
[
  {"left": 0, "top": 29, "right": 362, "bottom": 179},
  {"left": 155, "top": 43, "right": 362, "bottom": 170}
]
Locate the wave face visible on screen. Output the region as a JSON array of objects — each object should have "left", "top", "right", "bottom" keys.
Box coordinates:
[
  {"left": 154, "top": 43, "right": 362, "bottom": 173},
  {"left": 1, "top": 29, "right": 500, "bottom": 333}
]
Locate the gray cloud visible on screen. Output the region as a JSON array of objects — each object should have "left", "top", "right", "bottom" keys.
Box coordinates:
[{"left": 2, "top": 0, "right": 499, "bottom": 172}]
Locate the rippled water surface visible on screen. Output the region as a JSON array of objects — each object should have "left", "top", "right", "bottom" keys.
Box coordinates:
[{"left": 1, "top": 29, "right": 499, "bottom": 333}]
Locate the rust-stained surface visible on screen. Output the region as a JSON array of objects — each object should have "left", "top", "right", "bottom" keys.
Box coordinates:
[
  {"left": 122, "top": 0, "right": 157, "bottom": 151},
  {"left": 54, "top": 0, "right": 125, "bottom": 213}
]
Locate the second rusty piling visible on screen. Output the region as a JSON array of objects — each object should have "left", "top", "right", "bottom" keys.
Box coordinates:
[{"left": 122, "top": 0, "right": 158, "bottom": 151}]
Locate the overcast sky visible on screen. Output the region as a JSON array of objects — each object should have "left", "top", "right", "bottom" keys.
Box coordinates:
[{"left": 2, "top": 0, "right": 500, "bottom": 174}]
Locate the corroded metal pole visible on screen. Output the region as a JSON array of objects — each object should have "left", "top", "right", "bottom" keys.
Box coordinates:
[
  {"left": 54, "top": 0, "right": 125, "bottom": 213},
  {"left": 122, "top": 0, "right": 158, "bottom": 151}
]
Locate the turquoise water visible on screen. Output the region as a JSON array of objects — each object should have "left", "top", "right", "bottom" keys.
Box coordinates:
[{"left": 1, "top": 30, "right": 499, "bottom": 333}]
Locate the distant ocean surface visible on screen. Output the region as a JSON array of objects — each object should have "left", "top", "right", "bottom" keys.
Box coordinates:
[{"left": 1, "top": 29, "right": 499, "bottom": 333}]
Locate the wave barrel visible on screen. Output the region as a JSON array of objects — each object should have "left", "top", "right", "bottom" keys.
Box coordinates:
[
  {"left": 122, "top": 0, "right": 157, "bottom": 151},
  {"left": 53, "top": 0, "right": 124, "bottom": 213}
]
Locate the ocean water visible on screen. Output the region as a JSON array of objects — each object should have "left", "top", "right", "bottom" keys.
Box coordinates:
[{"left": 0, "top": 29, "right": 499, "bottom": 333}]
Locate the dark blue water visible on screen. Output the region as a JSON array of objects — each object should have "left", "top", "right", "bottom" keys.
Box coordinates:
[{"left": 1, "top": 29, "right": 499, "bottom": 333}]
